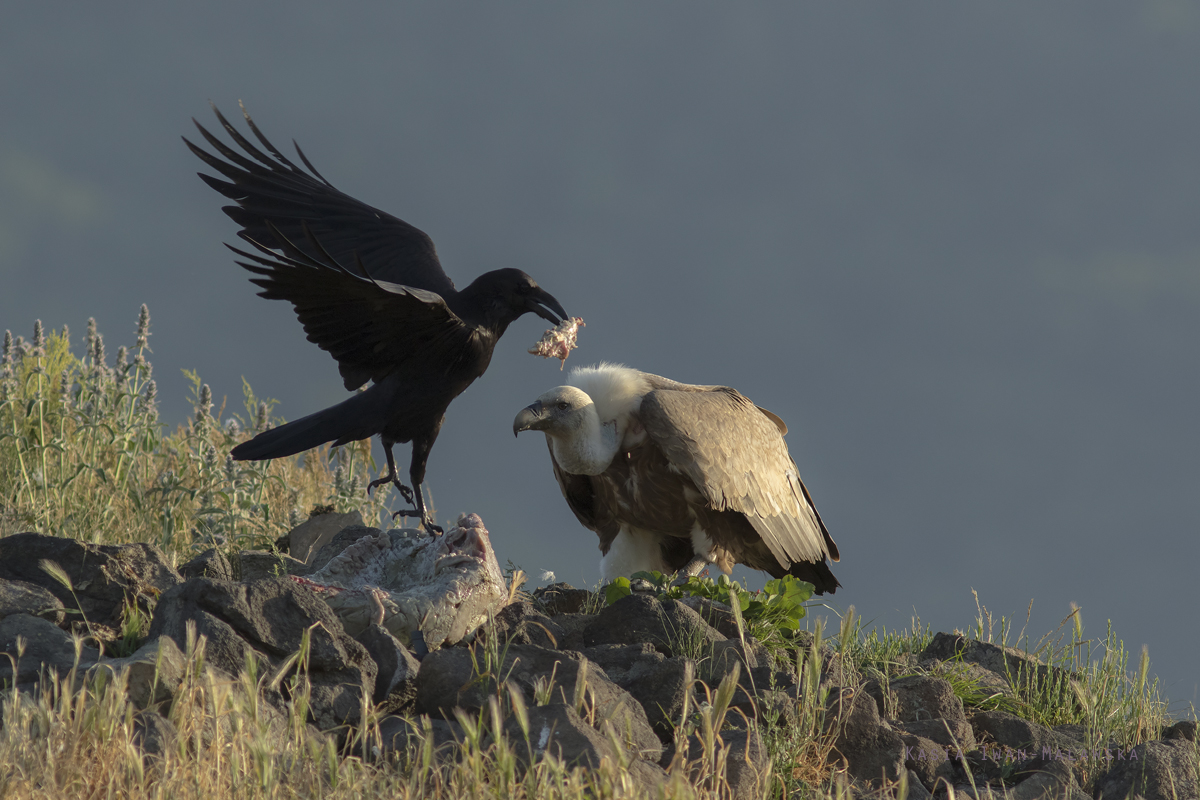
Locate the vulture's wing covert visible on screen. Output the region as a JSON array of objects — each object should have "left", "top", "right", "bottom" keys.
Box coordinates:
[
  {"left": 638, "top": 387, "right": 837, "bottom": 568},
  {"left": 185, "top": 104, "right": 456, "bottom": 297}
]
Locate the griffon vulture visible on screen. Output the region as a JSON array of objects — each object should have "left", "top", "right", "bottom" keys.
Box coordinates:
[
  {"left": 186, "top": 105, "right": 568, "bottom": 533},
  {"left": 513, "top": 364, "right": 840, "bottom": 594}
]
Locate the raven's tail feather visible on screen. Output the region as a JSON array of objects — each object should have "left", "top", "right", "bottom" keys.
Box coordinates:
[{"left": 231, "top": 393, "right": 374, "bottom": 461}]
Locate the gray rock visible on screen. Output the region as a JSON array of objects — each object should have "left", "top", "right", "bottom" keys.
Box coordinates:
[
  {"left": 583, "top": 643, "right": 695, "bottom": 739},
  {"left": 902, "top": 769, "right": 935, "bottom": 799},
  {"left": 921, "top": 633, "right": 1077, "bottom": 703},
  {"left": 891, "top": 675, "right": 975, "bottom": 750},
  {"left": 1093, "top": 738, "right": 1199, "bottom": 800},
  {"left": 532, "top": 583, "right": 597, "bottom": 616},
  {"left": 507, "top": 703, "right": 616, "bottom": 768},
  {"left": 1009, "top": 759, "right": 1086, "bottom": 800},
  {"left": 969, "top": 710, "right": 1080, "bottom": 761},
  {"left": 0, "top": 578, "right": 65, "bottom": 625},
  {"left": 582, "top": 594, "right": 723, "bottom": 657},
  {"left": 237, "top": 550, "right": 307, "bottom": 582},
  {"left": 88, "top": 636, "right": 186, "bottom": 709},
  {"left": 148, "top": 577, "right": 376, "bottom": 732},
  {"left": 377, "top": 714, "right": 464, "bottom": 761},
  {"left": 0, "top": 533, "right": 180, "bottom": 641},
  {"left": 826, "top": 687, "right": 906, "bottom": 785},
  {"left": 178, "top": 549, "right": 234, "bottom": 582},
  {"left": 415, "top": 643, "right": 661, "bottom": 762},
  {"left": 132, "top": 710, "right": 177, "bottom": 759},
  {"left": 356, "top": 624, "right": 420, "bottom": 713},
  {"left": 899, "top": 732, "right": 957, "bottom": 793},
  {"left": 553, "top": 613, "right": 596, "bottom": 651},
  {"left": 665, "top": 727, "right": 769, "bottom": 800},
  {"left": 0, "top": 613, "right": 100, "bottom": 683},
  {"left": 487, "top": 601, "right": 564, "bottom": 649},
  {"left": 1161, "top": 719, "right": 1197, "bottom": 742},
  {"left": 706, "top": 637, "right": 770, "bottom": 686},
  {"left": 283, "top": 510, "right": 364, "bottom": 563}
]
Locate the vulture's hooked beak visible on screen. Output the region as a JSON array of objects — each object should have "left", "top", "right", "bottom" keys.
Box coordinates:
[
  {"left": 513, "top": 401, "right": 546, "bottom": 437},
  {"left": 528, "top": 288, "right": 568, "bottom": 325}
]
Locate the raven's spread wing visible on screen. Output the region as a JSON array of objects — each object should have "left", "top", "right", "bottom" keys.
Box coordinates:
[
  {"left": 230, "top": 227, "right": 482, "bottom": 391},
  {"left": 638, "top": 387, "right": 839, "bottom": 568},
  {"left": 186, "top": 104, "right": 456, "bottom": 297}
]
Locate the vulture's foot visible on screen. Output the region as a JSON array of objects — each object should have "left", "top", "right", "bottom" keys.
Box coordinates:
[
  {"left": 671, "top": 556, "right": 711, "bottom": 587},
  {"left": 367, "top": 472, "right": 414, "bottom": 505}
]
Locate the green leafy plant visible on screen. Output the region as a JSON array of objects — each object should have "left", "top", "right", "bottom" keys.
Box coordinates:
[{"left": 603, "top": 570, "right": 814, "bottom": 635}]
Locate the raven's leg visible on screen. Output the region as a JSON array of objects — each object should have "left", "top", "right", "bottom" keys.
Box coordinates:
[
  {"left": 367, "top": 440, "right": 414, "bottom": 505},
  {"left": 390, "top": 427, "right": 443, "bottom": 534}
]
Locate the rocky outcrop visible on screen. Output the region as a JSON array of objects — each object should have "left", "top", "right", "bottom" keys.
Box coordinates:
[{"left": 1, "top": 523, "right": 1196, "bottom": 800}]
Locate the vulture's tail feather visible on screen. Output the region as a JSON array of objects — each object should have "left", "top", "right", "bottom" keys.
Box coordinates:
[{"left": 788, "top": 559, "right": 840, "bottom": 596}]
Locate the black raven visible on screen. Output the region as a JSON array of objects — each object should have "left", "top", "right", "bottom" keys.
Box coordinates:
[{"left": 186, "top": 105, "right": 568, "bottom": 533}]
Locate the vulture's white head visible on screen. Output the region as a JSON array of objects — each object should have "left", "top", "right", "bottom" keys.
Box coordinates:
[{"left": 513, "top": 364, "right": 651, "bottom": 476}]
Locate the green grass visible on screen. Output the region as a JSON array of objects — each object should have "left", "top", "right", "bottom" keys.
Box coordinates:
[{"left": 0, "top": 311, "right": 1192, "bottom": 799}]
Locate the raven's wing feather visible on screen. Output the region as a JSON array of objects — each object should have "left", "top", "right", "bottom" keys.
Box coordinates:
[
  {"left": 229, "top": 227, "right": 481, "bottom": 391},
  {"left": 185, "top": 103, "right": 456, "bottom": 296},
  {"left": 638, "top": 387, "right": 838, "bottom": 567}
]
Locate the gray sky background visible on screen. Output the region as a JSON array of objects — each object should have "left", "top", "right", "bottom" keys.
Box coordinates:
[{"left": 3, "top": 4, "right": 1197, "bottom": 708}]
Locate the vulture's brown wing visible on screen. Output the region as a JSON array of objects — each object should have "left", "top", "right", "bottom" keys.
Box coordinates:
[
  {"left": 547, "top": 444, "right": 621, "bottom": 553},
  {"left": 638, "top": 387, "right": 838, "bottom": 567},
  {"left": 227, "top": 228, "right": 482, "bottom": 391}
]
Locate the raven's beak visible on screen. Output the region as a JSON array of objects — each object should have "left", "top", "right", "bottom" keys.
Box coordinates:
[
  {"left": 513, "top": 401, "right": 546, "bottom": 436},
  {"left": 528, "top": 288, "right": 567, "bottom": 325}
]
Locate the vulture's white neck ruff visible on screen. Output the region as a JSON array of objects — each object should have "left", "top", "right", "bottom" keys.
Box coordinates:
[
  {"left": 550, "top": 363, "right": 652, "bottom": 475},
  {"left": 549, "top": 407, "right": 619, "bottom": 475}
]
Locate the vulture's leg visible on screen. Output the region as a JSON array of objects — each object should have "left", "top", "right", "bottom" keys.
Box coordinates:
[
  {"left": 671, "top": 556, "right": 710, "bottom": 587},
  {"left": 390, "top": 430, "right": 443, "bottom": 534},
  {"left": 367, "top": 440, "right": 415, "bottom": 505}
]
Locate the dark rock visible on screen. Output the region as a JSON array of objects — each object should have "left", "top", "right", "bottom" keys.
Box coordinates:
[
  {"left": 665, "top": 727, "right": 769, "bottom": 799},
  {"left": 378, "top": 714, "right": 464, "bottom": 760},
  {"left": 237, "top": 550, "right": 307, "bottom": 582},
  {"left": 553, "top": 613, "right": 595, "bottom": 651},
  {"left": 505, "top": 703, "right": 616, "bottom": 768},
  {"left": 532, "top": 583, "right": 596, "bottom": 616},
  {"left": 583, "top": 643, "right": 695, "bottom": 739},
  {"left": 282, "top": 511, "right": 364, "bottom": 563},
  {"left": 356, "top": 624, "right": 420, "bottom": 713},
  {"left": 1009, "top": 759, "right": 1087, "bottom": 800},
  {"left": 675, "top": 595, "right": 739, "bottom": 637},
  {"left": 0, "top": 613, "right": 100, "bottom": 683},
  {"left": 178, "top": 549, "right": 234, "bottom": 582},
  {"left": 902, "top": 769, "right": 935, "bottom": 799},
  {"left": 970, "top": 710, "right": 1079, "bottom": 760},
  {"left": 862, "top": 678, "right": 895, "bottom": 718},
  {"left": 891, "top": 675, "right": 975, "bottom": 750},
  {"left": 1162, "top": 719, "right": 1197, "bottom": 742},
  {"left": 706, "top": 637, "right": 770, "bottom": 686},
  {"left": 486, "top": 601, "right": 564, "bottom": 649},
  {"left": 0, "top": 533, "right": 180, "bottom": 640},
  {"left": 1093, "top": 738, "right": 1199, "bottom": 800},
  {"left": 921, "top": 633, "right": 1077, "bottom": 701},
  {"left": 148, "top": 577, "right": 376, "bottom": 732},
  {"left": 899, "top": 732, "right": 958, "bottom": 793},
  {"left": 0, "top": 578, "right": 65, "bottom": 625},
  {"left": 582, "top": 594, "right": 722, "bottom": 657},
  {"left": 826, "top": 687, "right": 906, "bottom": 785},
  {"left": 415, "top": 643, "right": 661, "bottom": 762},
  {"left": 88, "top": 636, "right": 186, "bottom": 709},
  {"left": 132, "top": 710, "right": 177, "bottom": 759}
]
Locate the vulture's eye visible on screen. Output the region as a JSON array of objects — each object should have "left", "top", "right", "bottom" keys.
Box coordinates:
[{"left": 557, "top": 401, "right": 569, "bottom": 410}]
